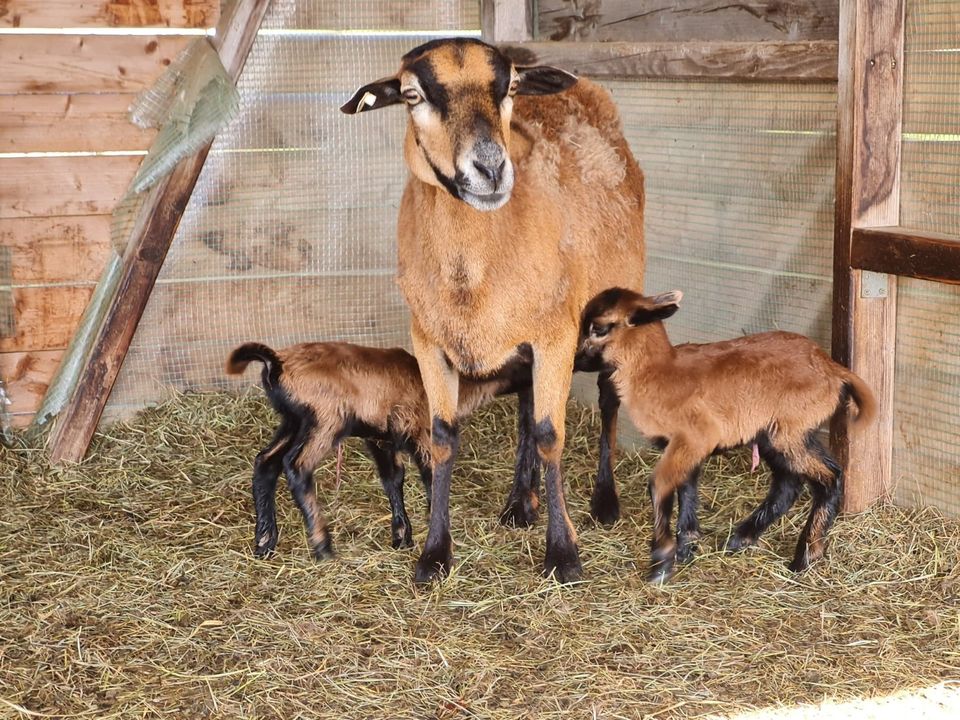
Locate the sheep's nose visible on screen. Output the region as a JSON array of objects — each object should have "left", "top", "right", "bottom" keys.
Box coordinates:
[{"left": 473, "top": 159, "right": 505, "bottom": 186}]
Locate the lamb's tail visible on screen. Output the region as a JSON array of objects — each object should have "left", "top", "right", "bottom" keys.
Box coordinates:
[
  {"left": 226, "top": 343, "right": 282, "bottom": 390},
  {"left": 843, "top": 371, "right": 878, "bottom": 426}
]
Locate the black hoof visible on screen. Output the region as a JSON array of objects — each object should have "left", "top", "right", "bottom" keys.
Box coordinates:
[
  {"left": 499, "top": 491, "right": 540, "bottom": 528},
  {"left": 648, "top": 545, "right": 676, "bottom": 584},
  {"left": 788, "top": 551, "right": 811, "bottom": 573},
  {"left": 725, "top": 533, "right": 755, "bottom": 553},
  {"left": 391, "top": 521, "right": 414, "bottom": 550},
  {"left": 310, "top": 534, "right": 335, "bottom": 561},
  {"left": 253, "top": 529, "right": 278, "bottom": 558},
  {"left": 675, "top": 532, "right": 700, "bottom": 564},
  {"left": 414, "top": 542, "right": 453, "bottom": 585},
  {"left": 544, "top": 543, "right": 583, "bottom": 583},
  {"left": 590, "top": 487, "right": 620, "bottom": 526}
]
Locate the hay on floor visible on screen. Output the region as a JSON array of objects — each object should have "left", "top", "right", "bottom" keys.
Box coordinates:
[{"left": 1, "top": 394, "right": 957, "bottom": 718}]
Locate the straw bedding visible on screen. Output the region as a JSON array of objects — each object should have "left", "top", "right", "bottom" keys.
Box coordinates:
[{"left": 1, "top": 393, "right": 957, "bottom": 718}]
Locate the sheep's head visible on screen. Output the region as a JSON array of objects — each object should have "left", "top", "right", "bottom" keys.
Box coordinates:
[
  {"left": 340, "top": 38, "right": 577, "bottom": 211},
  {"left": 574, "top": 288, "right": 683, "bottom": 371}
]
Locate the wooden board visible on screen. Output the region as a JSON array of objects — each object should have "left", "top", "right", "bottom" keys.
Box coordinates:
[
  {"left": 500, "top": 40, "right": 839, "bottom": 81},
  {"left": 0, "top": 35, "right": 190, "bottom": 94},
  {"left": 0, "top": 1, "right": 219, "bottom": 28},
  {"left": 1, "top": 215, "right": 113, "bottom": 285},
  {"left": 0, "top": 94, "right": 155, "bottom": 153},
  {"left": 0, "top": 155, "right": 142, "bottom": 219},
  {"left": 851, "top": 227, "right": 960, "bottom": 286},
  {"left": 0, "top": 350, "right": 63, "bottom": 427},
  {"left": 537, "top": 0, "right": 840, "bottom": 42},
  {"left": 0, "top": 286, "right": 95, "bottom": 353}
]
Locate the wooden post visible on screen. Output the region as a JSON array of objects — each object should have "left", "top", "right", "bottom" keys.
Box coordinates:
[
  {"left": 833, "top": 0, "right": 904, "bottom": 511},
  {"left": 481, "top": 0, "right": 534, "bottom": 42},
  {"left": 46, "top": 0, "right": 271, "bottom": 464}
]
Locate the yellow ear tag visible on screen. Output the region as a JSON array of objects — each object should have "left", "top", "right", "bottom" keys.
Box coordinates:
[{"left": 358, "top": 91, "right": 377, "bottom": 111}]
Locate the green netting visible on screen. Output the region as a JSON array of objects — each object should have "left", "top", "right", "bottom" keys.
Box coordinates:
[{"left": 895, "top": 0, "right": 960, "bottom": 515}]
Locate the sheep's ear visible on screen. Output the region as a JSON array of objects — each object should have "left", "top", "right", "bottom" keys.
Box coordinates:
[
  {"left": 339, "top": 76, "right": 402, "bottom": 114},
  {"left": 515, "top": 65, "right": 578, "bottom": 96},
  {"left": 627, "top": 290, "right": 683, "bottom": 326}
]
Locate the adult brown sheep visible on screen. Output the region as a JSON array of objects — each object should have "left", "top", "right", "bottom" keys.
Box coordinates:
[{"left": 342, "top": 38, "right": 645, "bottom": 583}]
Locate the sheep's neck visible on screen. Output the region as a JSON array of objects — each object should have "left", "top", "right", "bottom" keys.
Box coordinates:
[{"left": 613, "top": 327, "right": 675, "bottom": 399}]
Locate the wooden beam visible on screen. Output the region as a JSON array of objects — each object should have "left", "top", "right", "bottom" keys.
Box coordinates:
[
  {"left": 833, "top": 0, "right": 905, "bottom": 513},
  {"left": 851, "top": 227, "right": 960, "bottom": 286},
  {"left": 498, "top": 40, "right": 838, "bottom": 81},
  {"left": 46, "top": 0, "right": 272, "bottom": 464},
  {"left": 537, "top": 0, "right": 839, "bottom": 43},
  {"left": 481, "top": 0, "right": 534, "bottom": 43},
  {"left": 0, "top": 1, "right": 219, "bottom": 28}
]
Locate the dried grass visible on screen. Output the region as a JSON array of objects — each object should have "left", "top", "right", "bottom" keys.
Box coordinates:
[{"left": 1, "top": 393, "right": 957, "bottom": 719}]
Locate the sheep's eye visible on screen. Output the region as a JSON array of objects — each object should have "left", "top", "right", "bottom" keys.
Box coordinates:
[
  {"left": 508, "top": 80, "right": 520, "bottom": 96},
  {"left": 590, "top": 322, "right": 611, "bottom": 338},
  {"left": 402, "top": 89, "right": 422, "bottom": 105}
]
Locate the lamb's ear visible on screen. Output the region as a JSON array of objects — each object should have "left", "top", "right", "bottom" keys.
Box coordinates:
[
  {"left": 515, "top": 65, "right": 578, "bottom": 96},
  {"left": 339, "top": 76, "right": 402, "bottom": 114},
  {"left": 627, "top": 290, "right": 683, "bottom": 326}
]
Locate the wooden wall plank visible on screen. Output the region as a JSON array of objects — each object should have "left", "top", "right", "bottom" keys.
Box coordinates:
[
  {"left": 500, "top": 40, "right": 838, "bottom": 81},
  {"left": 537, "top": 0, "right": 839, "bottom": 42},
  {"left": 481, "top": 0, "right": 534, "bottom": 42},
  {"left": 1, "top": 215, "right": 113, "bottom": 285},
  {"left": 0, "top": 156, "right": 143, "bottom": 219},
  {"left": 0, "top": 1, "right": 219, "bottom": 28},
  {"left": 0, "top": 94, "right": 155, "bottom": 153},
  {"left": 0, "top": 286, "right": 95, "bottom": 353},
  {"left": 0, "top": 350, "right": 63, "bottom": 427},
  {"left": 0, "top": 35, "right": 190, "bottom": 94}
]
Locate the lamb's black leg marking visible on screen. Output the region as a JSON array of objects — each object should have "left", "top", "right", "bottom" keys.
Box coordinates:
[
  {"left": 366, "top": 439, "right": 414, "bottom": 549},
  {"left": 500, "top": 385, "right": 541, "bottom": 527},
  {"left": 283, "top": 425, "right": 334, "bottom": 560},
  {"left": 251, "top": 418, "right": 294, "bottom": 557},
  {"left": 727, "top": 435, "right": 802, "bottom": 553},
  {"left": 675, "top": 465, "right": 702, "bottom": 564},
  {"left": 411, "top": 449, "right": 433, "bottom": 513},
  {"left": 590, "top": 370, "right": 621, "bottom": 525},
  {"left": 789, "top": 434, "right": 843, "bottom": 572}
]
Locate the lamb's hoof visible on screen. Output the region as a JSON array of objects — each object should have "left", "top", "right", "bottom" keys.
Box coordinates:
[
  {"left": 310, "top": 534, "right": 335, "bottom": 561},
  {"left": 675, "top": 532, "right": 701, "bottom": 564},
  {"left": 253, "top": 529, "right": 278, "bottom": 558},
  {"left": 391, "top": 521, "right": 414, "bottom": 550},
  {"left": 590, "top": 487, "right": 620, "bottom": 526},
  {"left": 544, "top": 543, "right": 583, "bottom": 584},
  {"left": 414, "top": 542, "right": 453, "bottom": 585},
  {"left": 725, "top": 533, "right": 755, "bottom": 553},
  {"left": 648, "top": 546, "right": 676, "bottom": 585},
  {"left": 499, "top": 491, "right": 540, "bottom": 528},
  {"left": 787, "top": 551, "right": 812, "bottom": 573}
]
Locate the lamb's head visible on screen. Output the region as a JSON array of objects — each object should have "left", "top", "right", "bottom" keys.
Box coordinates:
[
  {"left": 340, "top": 38, "right": 577, "bottom": 211},
  {"left": 574, "top": 288, "right": 683, "bottom": 371}
]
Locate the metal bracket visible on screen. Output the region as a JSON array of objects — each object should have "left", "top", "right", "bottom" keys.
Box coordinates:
[{"left": 860, "top": 270, "right": 889, "bottom": 299}]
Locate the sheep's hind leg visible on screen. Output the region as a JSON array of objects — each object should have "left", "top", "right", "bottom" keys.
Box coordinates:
[
  {"left": 283, "top": 426, "right": 335, "bottom": 560},
  {"left": 366, "top": 439, "right": 414, "bottom": 549},
  {"left": 251, "top": 418, "right": 294, "bottom": 557},
  {"left": 726, "top": 436, "right": 802, "bottom": 553},
  {"left": 788, "top": 434, "right": 842, "bottom": 572},
  {"left": 590, "top": 370, "right": 621, "bottom": 526},
  {"left": 675, "top": 466, "right": 702, "bottom": 564},
  {"left": 500, "top": 385, "right": 541, "bottom": 528},
  {"left": 647, "top": 439, "right": 704, "bottom": 584}
]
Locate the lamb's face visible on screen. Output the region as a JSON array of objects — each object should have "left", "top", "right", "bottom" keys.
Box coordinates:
[{"left": 341, "top": 38, "right": 577, "bottom": 212}]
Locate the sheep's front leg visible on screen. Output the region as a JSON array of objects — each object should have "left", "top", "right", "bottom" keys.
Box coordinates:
[
  {"left": 500, "top": 385, "right": 541, "bottom": 527},
  {"left": 590, "top": 370, "right": 621, "bottom": 525},
  {"left": 648, "top": 438, "right": 704, "bottom": 584},
  {"left": 411, "top": 328, "right": 460, "bottom": 584},
  {"left": 534, "top": 342, "right": 582, "bottom": 583}
]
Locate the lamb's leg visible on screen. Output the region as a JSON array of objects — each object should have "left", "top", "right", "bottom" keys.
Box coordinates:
[
  {"left": 366, "top": 439, "right": 414, "bottom": 549},
  {"left": 283, "top": 425, "right": 335, "bottom": 560},
  {"left": 648, "top": 438, "right": 704, "bottom": 584},
  {"left": 788, "top": 434, "right": 843, "bottom": 572},
  {"left": 500, "top": 385, "right": 541, "bottom": 527},
  {"left": 412, "top": 329, "right": 460, "bottom": 584},
  {"left": 727, "top": 435, "right": 803, "bottom": 553},
  {"left": 674, "top": 466, "right": 702, "bottom": 564},
  {"left": 590, "top": 370, "right": 621, "bottom": 525},
  {"left": 533, "top": 342, "right": 582, "bottom": 583},
  {"left": 251, "top": 418, "right": 294, "bottom": 557}
]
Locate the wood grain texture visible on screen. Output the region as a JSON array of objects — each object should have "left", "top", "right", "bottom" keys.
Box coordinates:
[
  {"left": 47, "top": 0, "right": 272, "bottom": 463},
  {"left": 0, "top": 350, "right": 63, "bottom": 427},
  {"left": 851, "top": 227, "right": 960, "bottom": 286},
  {"left": 0, "top": 1, "right": 219, "bottom": 28},
  {"left": 500, "top": 40, "right": 838, "bottom": 81},
  {"left": 0, "top": 35, "right": 189, "bottom": 94},
  {"left": 0, "top": 155, "right": 143, "bottom": 219},
  {"left": 0, "top": 286, "right": 96, "bottom": 353},
  {"left": 537, "top": 0, "right": 840, "bottom": 42},
  {"left": 481, "top": 0, "right": 534, "bottom": 42},
  {"left": 1, "top": 215, "right": 113, "bottom": 285},
  {"left": 0, "top": 94, "right": 155, "bottom": 153},
  {"left": 837, "top": 0, "right": 905, "bottom": 513}
]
